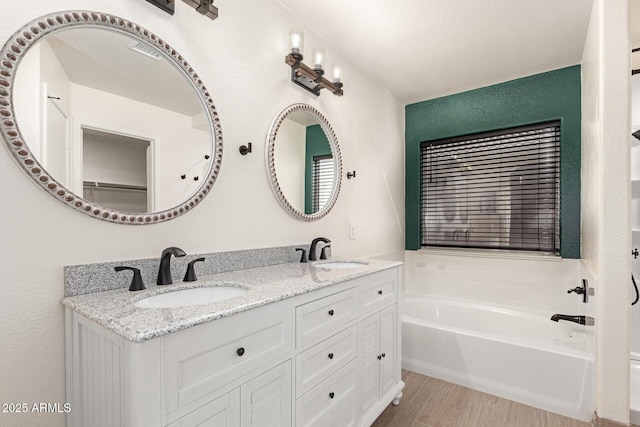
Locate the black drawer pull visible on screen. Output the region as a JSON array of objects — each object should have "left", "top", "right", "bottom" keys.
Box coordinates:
[
  {"left": 236, "top": 347, "right": 245, "bottom": 357},
  {"left": 328, "top": 353, "right": 334, "bottom": 360},
  {"left": 328, "top": 309, "right": 334, "bottom": 316},
  {"left": 378, "top": 290, "right": 383, "bottom": 295},
  {"left": 329, "top": 392, "right": 335, "bottom": 399}
]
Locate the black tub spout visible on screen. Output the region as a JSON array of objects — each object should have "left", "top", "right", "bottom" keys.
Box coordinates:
[{"left": 550, "top": 314, "right": 595, "bottom": 326}]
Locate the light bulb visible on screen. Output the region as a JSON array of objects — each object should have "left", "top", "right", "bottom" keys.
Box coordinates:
[
  {"left": 312, "top": 47, "right": 325, "bottom": 70},
  {"left": 289, "top": 30, "right": 304, "bottom": 55},
  {"left": 332, "top": 63, "right": 343, "bottom": 83}
]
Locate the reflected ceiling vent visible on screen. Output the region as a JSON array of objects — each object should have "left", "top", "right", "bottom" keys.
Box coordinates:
[{"left": 127, "top": 41, "right": 162, "bottom": 61}]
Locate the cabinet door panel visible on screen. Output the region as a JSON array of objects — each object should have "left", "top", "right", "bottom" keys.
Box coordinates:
[
  {"left": 241, "top": 361, "right": 291, "bottom": 427},
  {"left": 168, "top": 389, "right": 240, "bottom": 427},
  {"left": 379, "top": 305, "right": 397, "bottom": 398},
  {"left": 359, "top": 312, "right": 380, "bottom": 415}
]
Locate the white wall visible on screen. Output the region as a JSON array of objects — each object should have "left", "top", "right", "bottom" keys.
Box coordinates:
[
  {"left": 581, "top": 0, "right": 631, "bottom": 422},
  {"left": 0, "top": 1, "right": 405, "bottom": 426}
]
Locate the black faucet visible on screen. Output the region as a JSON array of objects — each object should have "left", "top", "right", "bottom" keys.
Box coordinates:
[
  {"left": 550, "top": 314, "right": 595, "bottom": 326},
  {"left": 157, "top": 247, "right": 186, "bottom": 285},
  {"left": 309, "top": 237, "right": 331, "bottom": 261}
]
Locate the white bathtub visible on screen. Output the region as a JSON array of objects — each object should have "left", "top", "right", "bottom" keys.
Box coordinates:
[{"left": 401, "top": 293, "right": 594, "bottom": 421}]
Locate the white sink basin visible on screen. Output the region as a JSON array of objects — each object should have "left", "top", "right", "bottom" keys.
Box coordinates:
[
  {"left": 135, "top": 286, "right": 247, "bottom": 309},
  {"left": 313, "top": 261, "right": 368, "bottom": 269}
]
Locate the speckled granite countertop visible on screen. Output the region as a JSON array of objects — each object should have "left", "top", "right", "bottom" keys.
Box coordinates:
[{"left": 63, "top": 258, "right": 402, "bottom": 343}]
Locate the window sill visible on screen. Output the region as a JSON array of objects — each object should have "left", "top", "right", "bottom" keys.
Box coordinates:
[{"left": 417, "top": 247, "right": 563, "bottom": 262}]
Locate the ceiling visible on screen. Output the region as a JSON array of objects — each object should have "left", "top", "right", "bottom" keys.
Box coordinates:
[{"left": 277, "top": 0, "right": 595, "bottom": 104}]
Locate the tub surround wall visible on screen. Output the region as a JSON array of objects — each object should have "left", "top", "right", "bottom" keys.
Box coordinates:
[
  {"left": 405, "top": 251, "right": 594, "bottom": 318},
  {"left": 0, "top": 1, "right": 405, "bottom": 426}
]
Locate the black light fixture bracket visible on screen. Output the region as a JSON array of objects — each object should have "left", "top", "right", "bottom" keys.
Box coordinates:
[
  {"left": 145, "top": 0, "right": 175, "bottom": 15},
  {"left": 286, "top": 54, "right": 343, "bottom": 96},
  {"left": 183, "top": 0, "right": 218, "bottom": 19}
]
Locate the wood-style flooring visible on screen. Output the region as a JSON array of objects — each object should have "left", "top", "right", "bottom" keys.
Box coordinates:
[{"left": 371, "top": 370, "right": 592, "bottom": 427}]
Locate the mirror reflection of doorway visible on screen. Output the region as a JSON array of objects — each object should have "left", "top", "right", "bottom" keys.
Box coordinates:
[{"left": 80, "top": 127, "right": 153, "bottom": 213}]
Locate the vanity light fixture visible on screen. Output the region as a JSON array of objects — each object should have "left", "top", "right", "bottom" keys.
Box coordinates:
[
  {"left": 144, "top": 0, "right": 218, "bottom": 19},
  {"left": 285, "top": 30, "right": 343, "bottom": 96}
]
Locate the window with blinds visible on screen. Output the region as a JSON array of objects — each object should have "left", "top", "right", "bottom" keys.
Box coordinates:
[
  {"left": 312, "top": 154, "right": 334, "bottom": 212},
  {"left": 420, "top": 121, "right": 560, "bottom": 254}
]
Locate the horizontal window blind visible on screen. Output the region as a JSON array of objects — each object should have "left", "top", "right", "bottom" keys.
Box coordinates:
[
  {"left": 312, "top": 154, "right": 334, "bottom": 212},
  {"left": 420, "top": 121, "right": 560, "bottom": 254}
]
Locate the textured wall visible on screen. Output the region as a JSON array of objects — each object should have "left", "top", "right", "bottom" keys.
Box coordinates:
[
  {"left": 405, "top": 66, "right": 582, "bottom": 258},
  {"left": 0, "top": 1, "right": 405, "bottom": 425},
  {"left": 581, "top": 0, "right": 631, "bottom": 423}
]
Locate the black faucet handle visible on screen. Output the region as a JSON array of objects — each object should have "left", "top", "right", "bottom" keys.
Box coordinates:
[
  {"left": 320, "top": 244, "right": 331, "bottom": 260},
  {"left": 296, "top": 248, "right": 308, "bottom": 263},
  {"left": 184, "top": 257, "right": 205, "bottom": 282},
  {"left": 115, "top": 266, "right": 145, "bottom": 292}
]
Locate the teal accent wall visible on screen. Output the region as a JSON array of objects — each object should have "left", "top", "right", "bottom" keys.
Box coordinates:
[
  {"left": 405, "top": 65, "right": 581, "bottom": 258},
  {"left": 305, "top": 124, "right": 332, "bottom": 214}
]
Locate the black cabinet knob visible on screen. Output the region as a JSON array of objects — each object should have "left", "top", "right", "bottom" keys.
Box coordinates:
[
  {"left": 378, "top": 290, "right": 383, "bottom": 295},
  {"left": 377, "top": 355, "right": 382, "bottom": 360},
  {"left": 328, "top": 353, "right": 334, "bottom": 360},
  {"left": 329, "top": 392, "right": 335, "bottom": 399},
  {"left": 237, "top": 347, "right": 245, "bottom": 357},
  {"left": 381, "top": 353, "right": 386, "bottom": 358},
  {"left": 328, "top": 309, "right": 334, "bottom": 316}
]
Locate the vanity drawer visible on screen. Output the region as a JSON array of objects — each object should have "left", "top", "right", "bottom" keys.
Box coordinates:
[
  {"left": 295, "top": 360, "right": 358, "bottom": 427},
  {"left": 295, "top": 325, "right": 357, "bottom": 398},
  {"left": 163, "top": 309, "right": 292, "bottom": 416},
  {"left": 361, "top": 268, "right": 397, "bottom": 313},
  {"left": 295, "top": 288, "right": 358, "bottom": 348}
]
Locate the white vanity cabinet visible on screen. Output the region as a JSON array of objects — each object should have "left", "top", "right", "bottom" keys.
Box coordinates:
[
  {"left": 359, "top": 306, "right": 397, "bottom": 423},
  {"left": 65, "top": 266, "right": 403, "bottom": 427}
]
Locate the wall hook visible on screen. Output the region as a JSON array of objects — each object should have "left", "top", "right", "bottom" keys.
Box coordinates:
[
  {"left": 239, "top": 142, "right": 252, "bottom": 155},
  {"left": 347, "top": 171, "right": 356, "bottom": 179},
  {"left": 193, "top": 176, "right": 199, "bottom": 181},
  {"left": 204, "top": 154, "right": 210, "bottom": 160},
  {"left": 181, "top": 174, "right": 186, "bottom": 180}
]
